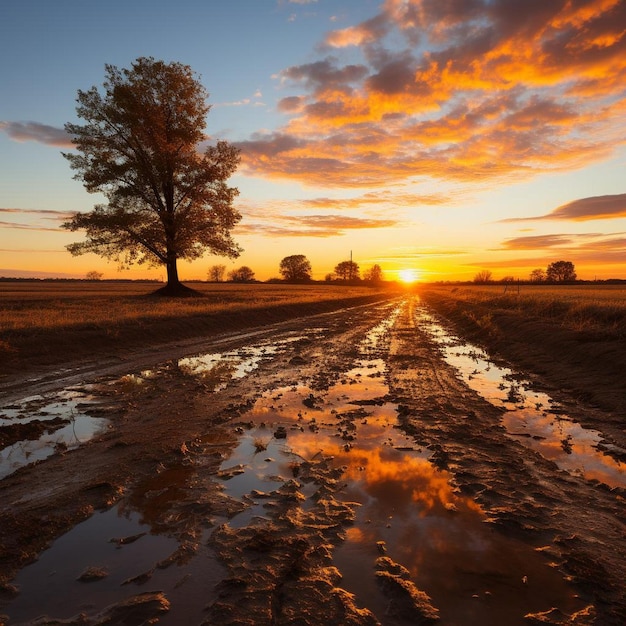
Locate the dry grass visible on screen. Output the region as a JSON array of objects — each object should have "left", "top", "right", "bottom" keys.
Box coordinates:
[
  {"left": 420, "top": 284, "right": 626, "bottom": 337},
  {"left": 0, "top": 281, "right": 386, "bottom": 333}
]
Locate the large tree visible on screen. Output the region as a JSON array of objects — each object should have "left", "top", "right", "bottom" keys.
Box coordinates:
[
  {"left": 334, "top": 260, "right": 360, "bottom": 281},
  {"left": 546, "top": 260, "right": 577, "bottom": 282},
  {"left": 279, "top": 254, "right": 312, "bottom": 282},
  {"left": 62, "top": 57, "right": 241, "bottom": 296}
]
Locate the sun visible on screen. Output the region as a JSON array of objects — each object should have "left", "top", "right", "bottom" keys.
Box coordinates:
[{"left": 398, "top": 269, "right": 420, "bottom": 284}]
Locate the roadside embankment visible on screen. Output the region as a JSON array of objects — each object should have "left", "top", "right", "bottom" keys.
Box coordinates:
[{"left": 419, "top": 285, "right": 626, "bottom": 426}]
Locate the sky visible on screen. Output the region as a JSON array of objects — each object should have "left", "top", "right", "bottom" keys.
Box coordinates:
[{"left": 1, "top": 0, "right": 625, "bottom": 283}]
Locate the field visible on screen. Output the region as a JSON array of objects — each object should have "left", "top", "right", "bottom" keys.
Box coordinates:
[
  {"left": 420, "top": 283, "right": 626, "bottom": 336},
  {"left": 1, "top": 283, "right": 625, "bottom": 623},
  {"left": 0, "top": 281, "right": 395, "bottom": 376},
  {"left": 0, "top": 281, "right": 390, "bottom": 332}
]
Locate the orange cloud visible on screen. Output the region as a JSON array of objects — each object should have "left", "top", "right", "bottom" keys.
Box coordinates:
[
  {"left": 239, "top": 0, "right": 626, "bottom": 189},
  {"left": 502, "top": 194, "right": 626, "bottom": 222},
  {"left": 477, "top": 231, "right": 626, "bottom": 274},
  {"left": 235, "top": 213, "right": 400, "bottom": 238}
]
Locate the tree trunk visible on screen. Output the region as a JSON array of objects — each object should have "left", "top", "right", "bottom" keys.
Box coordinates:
[
  {"left": 166, "top": 257, "right": 181, "bottom": 289},
  {"left": 152, "top": 256, "right": 200, "bottom": 297}
]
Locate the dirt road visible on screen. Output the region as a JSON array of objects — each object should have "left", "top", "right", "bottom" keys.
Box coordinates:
[{"left": 1, "top": 296, "right": 624, "bottom": 625}]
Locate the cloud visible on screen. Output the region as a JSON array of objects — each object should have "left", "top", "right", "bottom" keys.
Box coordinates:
[
  {"left": 0, "top": 121, "right": 72, "bottom": 147},
  {"left": 324, "top": 14, "right": 390, "bottom": 48},
  {"left": 486, "top": 231, "right": 626, "bottom": 269},
  {"left": 377, "top": 248, "right": 467, "bottom": 260},
  {"left": 240, "top": 0, "right": 626, "bottom": 188},
  {"left": 0, "top": 207, "right": 74, "bottom": 232},
  {"left": 0, "top": 208, "right": 73, "bottom": 219},
  {"left": 298, "top": 190, "right": 449, "bottom": 210},
  {"left": 500, "top": 234, "right": 579, "bottom": 249},
  {"left": 502, "top": 194, "right": 626, "bottom": 222},
  {"left": 0, "top": 220, "right": 62, "bottom": 232},
  {"left": 236, "top": 213, "right": 400, "bottom": 238},
  {"left": 475, "top": 247, "right": 626, "bottom": 269}
]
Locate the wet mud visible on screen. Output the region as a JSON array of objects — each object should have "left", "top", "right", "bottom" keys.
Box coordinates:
[{"left": 0, "top": 296, "right": 624, "bottom": 625}]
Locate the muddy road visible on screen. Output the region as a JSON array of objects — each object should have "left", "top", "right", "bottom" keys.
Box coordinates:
[{"left": 0, "top": 296, "right": 624, "bottom": 625}]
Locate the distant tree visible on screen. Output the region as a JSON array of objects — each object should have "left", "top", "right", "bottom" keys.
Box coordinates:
[
  {"left": 207, "top": 264, "right": 226, "bottom": 282},
  {"left": 500, "top": 276, "right": 515, "bottom": 283},
  {"left": 62, "top": 57, "right": 241, "bottom": 296},
  {"left": 363, "top": 264, "right": 384, "bottom": 284},
  {"left": 334, "top": 260, "right": 360, "bottom": 281},
  {"left": 228, "top": 266, "right": 255, "bottom": 282},
  {"left": 324, "top": 273, "right": 334, "bottom": 282},
  {"left": 546, "top": 260, "right": 577, "bottom": 283},
  {"left": 279, "top": 254, "right": 312, "bottom": 282},
  {"left": 529, "top": 268, "right": 546, "bottom": 283},
  {"left": 473, "top": 270, "right": 493, "bottom": 284},
  {"left": 85, "top": 270, "right": 103, "bottom": 280}
]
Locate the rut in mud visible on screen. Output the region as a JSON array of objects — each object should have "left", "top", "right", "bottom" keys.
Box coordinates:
[{"left": 0, "top": 296, "right": 624, "bottom": 625}]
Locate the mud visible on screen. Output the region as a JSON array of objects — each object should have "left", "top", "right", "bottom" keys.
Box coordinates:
[{"left": 1, "top": 295, "right": 624, "bottom": 625}]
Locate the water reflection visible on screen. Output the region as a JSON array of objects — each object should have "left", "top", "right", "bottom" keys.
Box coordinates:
[
  {"left": 413, "top": 304, "right": 626, "bottom": 489},
  {"left": 177, "top": 335, "right": 308, "bottom": 390},
  {"left": 0, "top": 391, "right": 109, "bottom": 480},
  {"left": 5, "top": 505, "right": 180, "bottom": 624},
  {"left": 214, "top": 305, "right": 582, "bottom": 624}
]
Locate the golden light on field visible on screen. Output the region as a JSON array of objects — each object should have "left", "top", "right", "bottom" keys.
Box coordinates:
[{"left": 398, "top": 269, "right": 420, "bottom": 284}]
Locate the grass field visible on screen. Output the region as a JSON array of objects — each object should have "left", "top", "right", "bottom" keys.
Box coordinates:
[
  {"left": 419, "top": 284, "right": 626, "bottom": 337},
  {"left": 0, "top": 281, "right": 391, "bottom": 333}
]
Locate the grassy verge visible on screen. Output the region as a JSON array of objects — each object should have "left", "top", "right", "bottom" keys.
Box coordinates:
[
  {"left": 419, "top": 284, "right": 626, "bottom": 338},
  {"left": 419, "top": 284, "right": 626, "bottom": 417}
]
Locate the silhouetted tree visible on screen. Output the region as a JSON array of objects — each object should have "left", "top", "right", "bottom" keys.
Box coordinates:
[
  {"left": 279, "top": 254, "right": 312, "bottom": 282},
  {"left": 207, "top": 264, "right": 226, "bottom": 282},
  {"left": 85, "top": 270, "right": 103, "bottom": 280},
  {"left": 529, "top": 268, "right": 546, "bottom": 283},
  {"left": 229, "top": 266, "right": 255, "bottom": 282},
  {"left": 473, "top": 270, "right": 492, "bottom": 284},
  {"left": 62, "top": 57, "right": 241, "bottom": 297},
  {"left": 363, "top": 264, "right": 384, "bottom": 283},
  {"left": 334, "top": 260, "right": 360, "bottom": 281},
  {"left": 546, "top": 260, "right": 577, "bottom": 283}
]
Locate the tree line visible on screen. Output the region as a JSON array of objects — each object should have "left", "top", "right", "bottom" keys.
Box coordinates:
[
  {"left": 473, "top": 260, "right": 578, "bottom": 284},
  {"left": 207, "top": 256, "right": 385, "bottom": 284}
]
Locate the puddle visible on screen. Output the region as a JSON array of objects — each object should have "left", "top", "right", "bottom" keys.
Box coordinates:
[
  {"left": 170, "top": 333, "right": 315, "bottom": 391},
  {"left": 4, "top": 503, "right": 227, "bottom": 625},
  {"left": 0, "top": 390, "right": 109, "bottom": 480},
  {"left": 211, "top": 307, "right": 583, "bottom": 623},
  {"left": 413, "top": 303, "right": 626, "bottom": 489},
  {"left": 2, "top": 302, "right": 587, "bottom": 624}
]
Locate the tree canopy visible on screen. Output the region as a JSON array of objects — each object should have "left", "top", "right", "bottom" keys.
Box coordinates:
[
  {"left": 546, "top": 260, "right": 577, "bottom": 282},
  {"left": 279, "top": 255, "right": 312, "bottom": 282},
  {"left": 229, "top": 266, "right": 255, "bottom": 282},
  {"left": 473, "top": 270, "right": 492, "bottom": 284},
  {"left": 334, "top": 260, "right": 360, "bottom": 281},
  {"left": 62, "top": 57, "right": 241, "bottom": 296},
  {"left": 363, "top": 264, "right": 384, "bottom": 283}
]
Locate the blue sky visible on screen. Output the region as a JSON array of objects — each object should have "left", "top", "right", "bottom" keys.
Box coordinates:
[{"left": 1, "top": 0, "right": 625, "bottom": 281}]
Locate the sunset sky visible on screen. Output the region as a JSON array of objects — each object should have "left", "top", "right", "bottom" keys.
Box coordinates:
[{"left": 1, "top": 0, "right": 625, "bottom": 282}]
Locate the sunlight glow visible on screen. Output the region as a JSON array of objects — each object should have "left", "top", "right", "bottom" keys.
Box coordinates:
[{"left": 398, "top": 269, "right": 420, "bottom": 283}]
